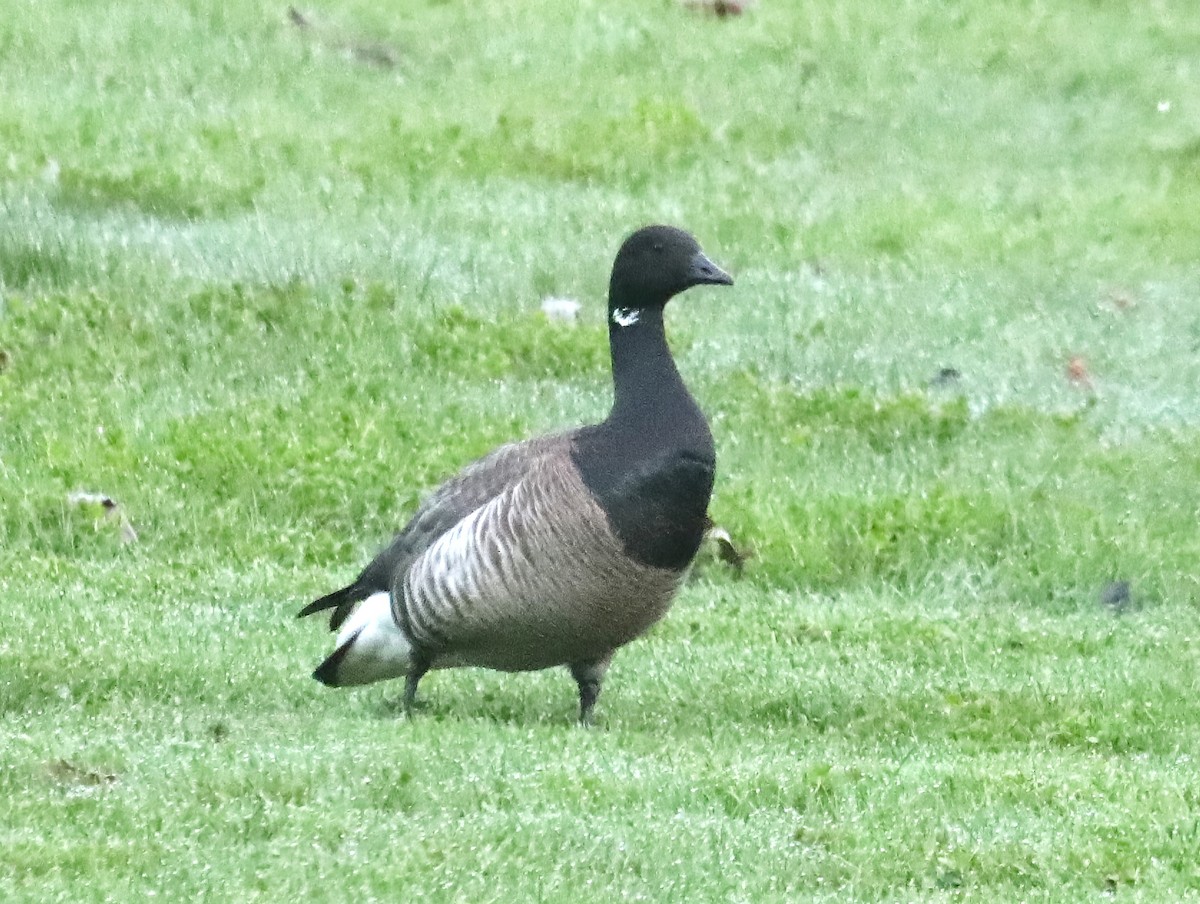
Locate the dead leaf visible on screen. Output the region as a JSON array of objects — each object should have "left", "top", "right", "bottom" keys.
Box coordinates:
[
  {"left": 1105, "top": 287, "right": 1137, "bottom": 311},
  {"left": 1066, "top": 355, "right": 1094, "bottom": 392}
]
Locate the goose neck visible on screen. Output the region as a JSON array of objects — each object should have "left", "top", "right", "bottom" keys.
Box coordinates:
[{"left": 606, "top": 305, "right": 688, "bottom": 416}]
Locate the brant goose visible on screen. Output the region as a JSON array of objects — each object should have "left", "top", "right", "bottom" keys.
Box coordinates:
[{"left": 299, "top": 225, "right": 733, "bottom": 722}]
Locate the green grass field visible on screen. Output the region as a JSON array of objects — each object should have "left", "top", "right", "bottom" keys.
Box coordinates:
[{"left": 3, "top": 1, "right": 1200, "bottom": 900}]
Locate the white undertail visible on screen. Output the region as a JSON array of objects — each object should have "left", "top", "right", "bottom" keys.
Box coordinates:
[{"left": 331, "top": 592, "right": 414, "bottom": 686}]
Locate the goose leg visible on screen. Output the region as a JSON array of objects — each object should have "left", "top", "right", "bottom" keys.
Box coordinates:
[
  {"left": 402, "top": 655, "right": 431, "bottom": 713},
  {"left": 569, "top": 653, "right": 613, "bottom": 726}
]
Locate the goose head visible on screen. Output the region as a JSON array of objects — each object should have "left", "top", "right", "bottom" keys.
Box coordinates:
[{"left": 608, "top": 225, "right": 733, "bottom": 316}]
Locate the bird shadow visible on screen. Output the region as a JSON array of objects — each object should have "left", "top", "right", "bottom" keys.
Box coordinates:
[{"left": 367, "top": 689, "right": 585, "bottom": 728}]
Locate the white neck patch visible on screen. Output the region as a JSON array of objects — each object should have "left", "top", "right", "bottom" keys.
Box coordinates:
[{"left": 611, "top": 307, "right": 641, "bottom": 327}]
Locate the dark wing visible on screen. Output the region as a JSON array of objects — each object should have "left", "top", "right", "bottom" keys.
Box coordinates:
[
  {"left": 298, "top": 432, "right": 574, "bottom": 630},
  {"left": 395, "top": 451, "right": 686, "bottom": 670}
]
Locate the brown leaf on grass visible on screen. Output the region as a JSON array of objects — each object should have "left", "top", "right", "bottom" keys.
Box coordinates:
[
  {"left": 0, "top": 349, "right": 10, "bottom": 373},
  {"left": 1066, "top": 355, "right": 1094, "bottom": 392},
  {"left": 1105, "top": 287, "right": 1137, "bottom": 311}
]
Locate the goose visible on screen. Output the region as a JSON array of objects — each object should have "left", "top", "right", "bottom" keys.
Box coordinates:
[{"left": 298, "top": 225, "right": 733, "bottom": 723}]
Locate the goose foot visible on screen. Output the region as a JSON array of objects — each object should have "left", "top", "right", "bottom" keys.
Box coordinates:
[
  {"left": 400, "top": 659, "right": 430, "bottom": 714},
  {"left": 570, "top": 653, "right": 613, "bottom": 726}
]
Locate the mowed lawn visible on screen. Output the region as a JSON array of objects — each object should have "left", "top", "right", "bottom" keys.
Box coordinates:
[{"left": 3, "top": 1, "right": 1200, "bottom": 900}]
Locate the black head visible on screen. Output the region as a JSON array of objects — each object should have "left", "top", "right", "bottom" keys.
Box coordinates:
[{"left": 608, "top": 225, "right": 733, "bottom": 311}]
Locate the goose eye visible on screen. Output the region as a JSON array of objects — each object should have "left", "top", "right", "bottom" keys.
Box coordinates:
[{"left": 653, "top": 243, "right": 664, "bottom": 253}]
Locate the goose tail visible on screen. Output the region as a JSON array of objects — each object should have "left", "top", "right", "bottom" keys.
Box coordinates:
[
  {"left": 298, "top": 582, "right": 373, "bottom": 631},
  {"left": 311, "top": 592, "right": 415, "bottom": 687}
]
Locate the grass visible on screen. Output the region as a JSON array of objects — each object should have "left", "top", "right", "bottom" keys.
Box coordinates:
[{"left": 2, "top": 0, "right": 1200, "bottom": 900}]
